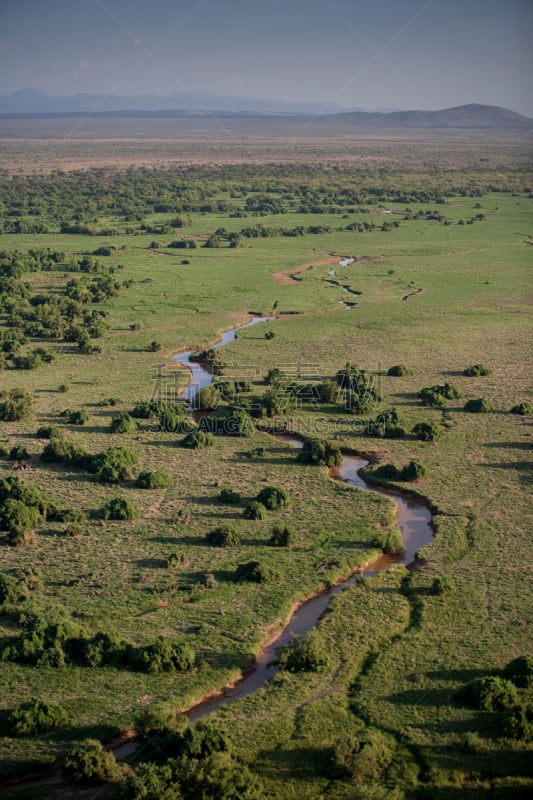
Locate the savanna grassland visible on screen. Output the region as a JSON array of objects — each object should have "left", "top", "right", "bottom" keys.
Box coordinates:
[{"left": 0, "top": 137, "right": 532, "bottom": 799}]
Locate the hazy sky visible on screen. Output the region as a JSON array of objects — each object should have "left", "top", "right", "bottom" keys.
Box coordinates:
[{"left": 0, "top": 0, "right": 532, "bottom": 114}]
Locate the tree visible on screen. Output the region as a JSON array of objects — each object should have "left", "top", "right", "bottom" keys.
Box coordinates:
[
  {"left": 502, "top": 655, "right": 533, "bottom": 688},
  {"left": 372, "top": 528, "right": 405, "bottom": 554},
  {"left": 0, "top": 388, "right": 33, "bottom": 421},
  {"left": 270, "top": 524, "right": 295, "bottom": 547},
  {"left": 510, "top": 402, "right": 532, "bottom": 416},
  {"left": 255, "top": 485, "right": 291, "bottom": 510},
  {"left": 180, "top": 431, "right": 215, "bottom": 449},
  {"left": 60, "top": 739, "right": 118, "bottom": 784},
  {"left": 69, "top": 409, "right": 89, "bottom": 425},
  {"left": 206, "top": 523, "right": 240, "bottom": 547},
  {"left": 0, "top": 499, "right": 41, "bottom": 537},
  {"left": 9, "top": 697, "right": 67, "bottom": 736},
  {"left": 276, "top": 632, "right": 330, "bottom": 672},
  {"left": 244, "top": 501, "right": 267, "bottom": 520},
  {"left": 387, "top": 364, "right": 413, "bottom": 376},
  {"left": 399, "top": 459, "right": 427, "bottom": 481},
  {"left": 234, "top": 561, "right": 275, "bottom": 583},
  {"left": 101, "top": 497, "right": 139, "bottom": 520},
  {"left": 218, "top": 487, "right": 242, "bottom": 504},
  {"left": 296, "top": 438, "right": 342, "bottom": 467},
  {"left": 464, "top": 364, "right": 491, "bottom": 376},
  {"left": 412, "top": 421, "right": 443, "bottom": 442},
  {"left": 109, "top": 412, "right": 138, "bottom": 434},
  {"left": 135, "top": 470, "right": 173, "bottom": 489},
  {"left": 139, "top": 637, "right": 195, "bottom": 673},
  {"left": 9, "top": 445, "right": 29, "bottom": 461},
  {"left": 464, "top": 398, "right": 495, "bottom": 413}
]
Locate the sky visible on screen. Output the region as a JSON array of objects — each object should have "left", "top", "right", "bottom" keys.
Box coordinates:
[{"left": 0, "top": 0, "right": 532, "bottom": 115}]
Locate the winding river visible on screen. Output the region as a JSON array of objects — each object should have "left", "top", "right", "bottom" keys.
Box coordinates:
[{"left": 166, "top": 276, "right": 433, "bottom": 724}]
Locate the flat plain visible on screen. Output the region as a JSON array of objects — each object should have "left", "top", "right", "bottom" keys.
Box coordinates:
[{"left": 0, "top": 132, "right": 531, "bottom": 798}]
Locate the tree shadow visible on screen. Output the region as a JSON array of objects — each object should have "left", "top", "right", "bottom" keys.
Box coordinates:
[
  {"left": 255, "top": 745, "right": 332, "bottom": 783},
  {"left": 484, "top": 441, "right": 532, "bottom": 451},
  {"left": 136, "top": 557, "right": 167, "bottom": 569}
]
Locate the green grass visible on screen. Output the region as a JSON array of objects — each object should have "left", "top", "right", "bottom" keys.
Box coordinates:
[{"left": 0, "top": 160, "right": 532, "bottom": 798}]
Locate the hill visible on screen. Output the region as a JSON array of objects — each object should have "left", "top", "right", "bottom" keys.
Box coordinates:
[{"left": 323, "top": 103, "right": 533, "bottom": 128}]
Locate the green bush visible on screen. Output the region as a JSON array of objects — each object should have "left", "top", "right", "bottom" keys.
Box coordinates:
[
  {"left": 118, "top": 762, "right": 181, "bottom": 800},
  {"left": 69, "top": 409, "right": 89, "bottom": 425},
  {"left": 9, "top": 697, "right": 67, "bottom": 736},
  {"left": 244, "top": 501, "right": 267, "bottom": 520},
  {"left": 0, "top": 499, "right": 41, "bottom": 536},
  {"left": 501, "top": 703, "right": 533, "bottom": 741},
  {"left": 138, "top": 637, "right": 195, "bottom": 673},
  {"left": 134, "top": 702, "right": 188, "bottom": 740},
  {"left": 8, "top": 445, "right": 29, "bottom": 461},
  {"left": 316, "top": 380, "right": 339, "bottom": 403},
  {"left": 0, "top": 388, "right": 33, "bottom": 421},
  {"left": 180, "top": 431, "right": 215, "bottom": 449},
  {"left": 412, "top": 421, "right": 443, "bottom": 441},
  {"left": 502, "top": 655, "right": 533, "bottom": 688},
  {"left": 369, "top": 408, "right": 406, "bottom": 438},
  {"left": 234, "top": 561, "right": 275, "bottom": 583},
  {"left": 464, "top": 397, "right": 495, "bottom": 413},
  {"left": 165, "top": 552, "right": 185, "bottom": 568},
  {"left": 135, "top": 470, "right": 173, "bottom": 489},
  {"left": 334, "top": 729, "right": 395, "bottom": 781},
  {"left": 432, "top": 574, "right": 454, "bottom": 594},
  {"left": 372, "top": 528, "right": 405, "bottom": 554},
  {"left": 373, "top": 463, "right": 400, "bottom": 480},
  {"left": 109, "top": 412, "right": 138, "bottom": 434},
  {"left": 218, "top": 487, "right": 242, "bottom": 504},
  {"left": 0, "top": 572, "right": 29, "bottom": 605},
  {"left": 276, "top": 632, "right": 330, "bottom": 672},
  {"left": 37, "top": 425, "right": 62, "bottom": 439},
  {"left": 255, "top": 484, "right": 291, "bottom": 510},
  {"left": 50, "top": 508, "right": 86, "bottom": 523},
  {"left": 296, "top": 437, "right": 342, "bottom": 467},
  {"left": 86, "top": 446, "right": 138, "bottom": 482},
  {"left": 387, "top": 364, "right": 413, "bottom": 376},
  {"left": 0, "top": 444, "right": 7, "bottom": 457},
  {"left": 464, "top": 364, "right": 492, "bottom": 376},
  {"left": 206, "top": 523, "right": 240, "bottom": 547},
  {"left": 455, "top": 676, "right": 518, "bottom": 711},
  {"left": 192, "top": 385, "right": 221, "bottom": 411},
  {"left": 101, "top": 497, "right": 139, "bottom": 520},
  {"left": 400, "top": 459, "right": 427, "bottom": 481},
  {"left": 82, "top": 631, "right": 132, "bottom": 668},
  {"left": 60, "top": 738, "right": 118, "bottom": 784},
  {"left": 419, "top": 383, "right": 462, "bottom": 407},
  {"left": 510, "top": 402, "right": 532, "bottom": 415},
  {"left": 270, "top": 524, "right": 296, "bottom": 547}
]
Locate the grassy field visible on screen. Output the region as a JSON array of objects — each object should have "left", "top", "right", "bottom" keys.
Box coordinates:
[{"left": 0, "top": 147, "right": 531, "bottom": 798}]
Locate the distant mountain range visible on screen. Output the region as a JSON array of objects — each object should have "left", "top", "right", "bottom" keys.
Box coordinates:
[
  {"left": 322, "top": 103, "right": 533, "bottom": 128},
  {"left": 0, "top": 89, "right": 363, "bottom": 116},
  {"left": 0, "top": 91, "right": 531, "bottom": 129}
]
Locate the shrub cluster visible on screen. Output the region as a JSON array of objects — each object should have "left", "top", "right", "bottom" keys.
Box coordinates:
[
  {"left": 296, "top": 437, "right": 342, "bottom": 467},
  {"left": 0, "top": 612, "right": 195, "bottom": 675},
  {"left": 135, "top": 470, "right": 173, "bottom": 489},
  {"left": 9, "top": 697, "right": 67, "bottom": 736},
  {"left": 234, "top": 561, "right": 275, "bottom": 583},
  {"left": 276, "top": 632, "right": 331, "bottom": 672},
  {"left": 419, "top": 383, "right": 462, "bottom": 407},
  {"left": 206, "top": 523, "right": 240, "bottom": 547},
  {"left": 463, "top": 397, "right": 495, "bottom": 413},
  {"left": 0, "top": 476, "right": 47, "bottom": 544},
  {"left": 464, "top": 364, "right": 492, "bottom": 376},
  {"left": 367, "top": 408, "right": 405, "bottom": 439}
]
